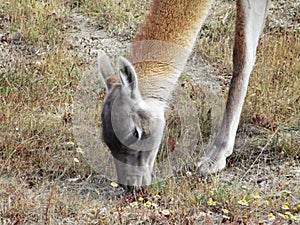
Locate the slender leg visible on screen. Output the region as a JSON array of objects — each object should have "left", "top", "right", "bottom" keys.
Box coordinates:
[{"left": 198, "top": 0, "right": 269, "bottom": 174}]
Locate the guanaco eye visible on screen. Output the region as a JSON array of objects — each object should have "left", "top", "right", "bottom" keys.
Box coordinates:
[{"left": 133, "top": 128, "right": 140, "bottom": 139}]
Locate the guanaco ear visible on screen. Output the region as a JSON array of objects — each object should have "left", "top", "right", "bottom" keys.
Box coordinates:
[
  {"left": 118, "top": 56, "right": 140, "bottom": 97},
  {"left": 97, "top": 50, "right": 115, "bottom": 91}
]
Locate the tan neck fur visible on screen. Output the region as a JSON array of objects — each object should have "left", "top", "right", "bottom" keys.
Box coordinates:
[
  {"left": 127, "top": 0, "right": 212, "bottom": 101},
  {"left": 135, "top": 0, "right": 211, "bottom": 48}
]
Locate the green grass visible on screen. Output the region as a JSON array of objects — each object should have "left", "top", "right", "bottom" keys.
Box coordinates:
[{"left": 0, "top": 0, "right": 299, "bottom": 224}]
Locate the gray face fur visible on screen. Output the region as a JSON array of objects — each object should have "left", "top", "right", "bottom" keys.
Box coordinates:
[{"left": 98, "top": 53, "right": 165, "bottom": 189}]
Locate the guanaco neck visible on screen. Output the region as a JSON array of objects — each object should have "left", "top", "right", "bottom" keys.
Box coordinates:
[{"left": 127, "top": 0, "right": 212, "bottom": 103}]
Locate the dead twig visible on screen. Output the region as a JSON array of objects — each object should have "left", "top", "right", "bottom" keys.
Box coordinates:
[
  {"left": 116, "top": 205, "right": 123, "bottom": 224},
  {"left": 45, "top": 182, "right": 57, "bottom": 222}
]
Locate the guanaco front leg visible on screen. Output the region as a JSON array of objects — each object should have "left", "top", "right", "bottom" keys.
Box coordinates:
[{"left": 198, "top": 0, "right": 269, "bottom": 174}]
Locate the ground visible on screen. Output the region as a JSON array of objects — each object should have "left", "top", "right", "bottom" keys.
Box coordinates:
[{"left": 0, "top": 0, "right": 299, "bottom": 224}]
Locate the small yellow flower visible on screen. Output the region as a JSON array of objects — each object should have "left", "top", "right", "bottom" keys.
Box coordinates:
[
  {"left": 294, "top": 204, "right": 300, "bottom": 213},
  {"left": 238, "top": 199, "right": 249, "bottom": 206},
  {"left": 76, "top": 147, "right": 83, "bottom": 153},
  {"left": 268, "top": 213, "right": 275, "bottom": 221},
  {"left": 144, "top": 201, "right": 151, "bottom": 207},
  {"left": 291, "top": 215, "right": 298, "bottom": 220},
  {"left": 253, "top": 194, "right": 261, "bottom": 199},
  {"left": 285, "top": 211, "right": 292, "bottom": 216},
  {"left": 151, "top": 203, "right": 158, "bottom": 208},
  {"left": 209, "top": 190, "right": 214, "bottom": 195},
  {"left": 223, "top": 215, "right": 230, "bottom": 220},
  {"left": 278, "top": 212, "right": 289, "bottom": 219},
  {"left": 73, "top": 157, "right": 80, "bottom": 163},
  {"left": 90, "top": 209, "right": 97, "bottom": 215},
  {"left": 138, "top": 197, "right": 144, "bottom": 201},
  {"left": 186, "top": 171, "right": 192, "bottom": 176},
  {"left": 154, "top": 194, "right": 161, "bottom": 199},
  {"left": 110, "top": 181, "right": 119, "bottom": 187},
  {"left": 207, "top": 198, "right": 217, "bottom": 206},
  {"left": 130, "top": 201, "right": 138, "bottom": 207},
  {"left": 282, "top": 204, "right": 289, "bottom": 210},
  {"left": 264, "top": 200, "right": 270, "bottom": 205},
  {"left": 68, "top": 141, "right": 75, "bottom": 145},
  {"left": 222, "top": 208, "right": 229, "bottom": 214},
  {"left": 162, "top": 209, "right": 170, "bottom": 216}
]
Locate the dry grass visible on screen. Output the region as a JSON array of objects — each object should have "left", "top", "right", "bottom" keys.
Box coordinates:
[
  {"left": 0, "top": 0, "right": 299, "bottom": 224},
  {"left": 79, "top": 0, "right": 150, "bottom": 39}
]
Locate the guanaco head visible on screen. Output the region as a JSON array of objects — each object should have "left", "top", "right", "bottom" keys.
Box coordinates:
[{"left": 98, "top": 52, "right": 165, "bottom": 190}]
